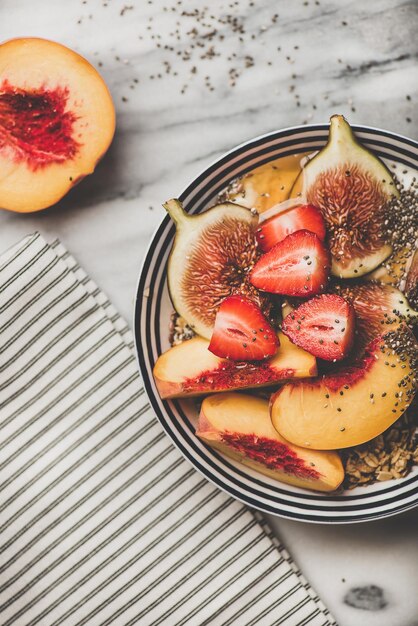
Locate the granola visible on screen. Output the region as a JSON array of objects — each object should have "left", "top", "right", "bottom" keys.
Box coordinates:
[{"left": 341, "top": 406, "right": 417, "bottom": 489}]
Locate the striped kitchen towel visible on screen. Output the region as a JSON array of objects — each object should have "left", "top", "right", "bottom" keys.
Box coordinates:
[{"left": 0, "top": 232, "right": 336, "bottom": 626}]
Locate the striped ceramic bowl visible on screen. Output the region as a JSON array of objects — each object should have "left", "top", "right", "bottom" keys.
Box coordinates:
[{"left": 135, "top": 123, "right": 418, "bottom": 524}]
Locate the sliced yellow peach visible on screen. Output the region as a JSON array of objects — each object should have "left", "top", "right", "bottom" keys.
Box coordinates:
[
  {"left": 226, "top": 154, "right": 307, "bottom": 213},
  {"left": 0, "top": 37, "right": 115, "bottom": 212},
  {"left": 153, "top": 333, "right": 317, "bottom": 399},
  {"left": 197, "top": 393, "right": 344, "bottom": 492},
  {"left": 288, "top": 169, "right": 303, "bottom": 199},
  {"left": 271, "top": 330, "right": 417, "bottom": 450}
]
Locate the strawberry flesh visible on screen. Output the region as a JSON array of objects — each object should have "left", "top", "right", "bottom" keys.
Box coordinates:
[
  {"left": 250, "top": 230, "right": 330, "bottom": 297},
  {"left": 281, "top": 294, "right": 355, "bottom": 361},
  {"left": 208, "top": 294, "right": 279, "bottom": 361},
  {"left": 257, "top": 204, "right": 326, "bottom": 252}
]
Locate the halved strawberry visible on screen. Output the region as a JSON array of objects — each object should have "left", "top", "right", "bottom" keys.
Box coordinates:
[
  {"left": 257, "top": 204, "right": 326, "bottom": 252},
  {"left": 281, "top": 294, "right": 355, "bottom": 361},
  {"left": 250, "top": 230, "right": 330, "bottom": 297},
  {"left": 208, "top": 295, "right": 279, "bottom": 361}
]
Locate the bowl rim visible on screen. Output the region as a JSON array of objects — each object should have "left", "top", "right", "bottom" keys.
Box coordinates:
[{"left": 134, "top": 121, "right": 418, "bottom": 524}]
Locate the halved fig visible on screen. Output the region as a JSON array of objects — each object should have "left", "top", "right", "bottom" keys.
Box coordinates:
[
  {"left": 301, "top": 115, "right": 398, "bottom": 278},
  {"left": 164, "top": 198, "right": 267, "bottom": 339},
  {"left": 334, "top": 282, "right": 418, "bottom": 350},
  {"left": 0, "top": 38, "right": 115, "bottom": 212},
  {"left": 271, "top": 326, "right": 417, "bottom": 450},
  {"left": 197, "top": 393, "right": 344, "bottom": 492},
  {"left": 153, "top": 332, "right": 317, "bottom": 398}
]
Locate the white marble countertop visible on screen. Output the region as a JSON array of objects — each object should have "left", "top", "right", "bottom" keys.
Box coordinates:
[{"left": 1, "top": 0, "right": 417, "bottom": 624}]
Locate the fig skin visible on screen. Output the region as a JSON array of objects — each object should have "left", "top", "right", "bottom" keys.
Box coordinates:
[{"left": 300, "top": 115, "right": 398, "bottom": 278}]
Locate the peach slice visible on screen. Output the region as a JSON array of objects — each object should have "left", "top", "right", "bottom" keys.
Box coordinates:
[
  {"left": 225, "top": 154, "right": 307, "bottom": 213},
  {"left": 197, "top": 393, "right": 344, "bottom": 491},
  {"left": 153, "top": 332, "right": 317, "bottom": 399},
  {"left": 0, "top": 38, "right": 115, "bottom": 212},
  {"left": 271, "top": 329, "right": 417, "bottom": 450}
]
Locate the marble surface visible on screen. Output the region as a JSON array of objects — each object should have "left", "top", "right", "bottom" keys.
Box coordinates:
[{"left": 1, "top": 1, "right": 418, "bottom": 624}]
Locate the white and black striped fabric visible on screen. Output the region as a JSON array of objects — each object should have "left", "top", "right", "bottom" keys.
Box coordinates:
[{"left": 0, "top": 233, "right": 335, "bottom": 625}]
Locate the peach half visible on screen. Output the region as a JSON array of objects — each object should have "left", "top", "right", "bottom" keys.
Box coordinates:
[
  {"left": 0, "top": 37, "right": 115, "bottom": 212},
  {"left": 197, "top": 393, "right": 344, "bottom": 492},
  {"left": 271, "top": 329, "right": 417, "bottom": 450},
  {"left": 153, "top": 333, "right": 317, "bottom": 399}
]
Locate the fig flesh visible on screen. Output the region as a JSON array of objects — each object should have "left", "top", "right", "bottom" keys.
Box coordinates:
[
  {"left": 301, "top": 115, "right": 398, "bottom": 278},
  {"left": 164, "top": 199, "right": 264, "bottom": 339}
]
